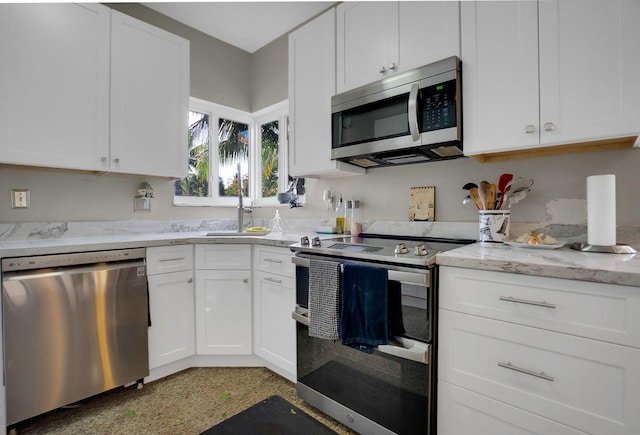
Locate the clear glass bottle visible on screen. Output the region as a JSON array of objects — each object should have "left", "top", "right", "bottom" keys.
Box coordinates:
[
  {"left": 335, "top": 195, "right": 345, "bottom": 234},
  {"left": 350, "top": 200, "right": 362, "bottom": 236},
  {"left": 271, "top": 209, "right": 283, "bottom": 233},
  {"left": 344, "top": 200, "right": 352, "bottom": 235}
]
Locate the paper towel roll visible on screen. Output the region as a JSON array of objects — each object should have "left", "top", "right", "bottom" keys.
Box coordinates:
[{"left": 587, "top": 174, "right": 616, "bottom": 246}]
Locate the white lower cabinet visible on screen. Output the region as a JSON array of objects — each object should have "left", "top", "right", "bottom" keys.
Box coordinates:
[
  {"left": 146, "top": 245, "right": 195, "bottom": 374},
  {"left": 438, "top": 381, "right": 588, "bottom": 435},
  {"left": 438, "top": 266, "right": 640, "bottom": 435},
  {"left": 195, "top": 245, "right": 252, "bottom": 355},
  {"left": 252, "top": 246, "right": 296, "bottom": 381}
]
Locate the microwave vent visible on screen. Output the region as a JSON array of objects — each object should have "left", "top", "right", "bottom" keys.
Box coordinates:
[
  {"left": 349, "top": 158, "right": 380, "bottom": 168},
  {"left": 431, "top": 145, "right": 464, "bottom": 158}
]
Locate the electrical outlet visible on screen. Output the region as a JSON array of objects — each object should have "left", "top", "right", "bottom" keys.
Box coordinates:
[{"left": 11, "top": 189, "right": 30, "bottom": 209}]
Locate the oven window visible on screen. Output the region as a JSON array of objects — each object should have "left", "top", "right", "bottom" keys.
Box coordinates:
[{"left": 297, "top": 323, "right": 429, "bottom": 434}]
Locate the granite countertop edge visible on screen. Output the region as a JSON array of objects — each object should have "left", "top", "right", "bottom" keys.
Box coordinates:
[
  {"left": 1, "top": 233, "right": 639, "bottom": 287},
  {"left": 436, "top": 243, "right": 640, "bottom": 288}
]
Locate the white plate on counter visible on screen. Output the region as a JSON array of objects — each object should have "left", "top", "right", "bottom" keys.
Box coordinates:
[{"left": 503, "top": 240, "right": 566, "bottom": 250}]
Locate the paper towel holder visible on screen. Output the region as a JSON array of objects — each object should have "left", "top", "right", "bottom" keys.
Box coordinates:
[{"left": 570, "top": 243, "right": 637, "bottom": 254}]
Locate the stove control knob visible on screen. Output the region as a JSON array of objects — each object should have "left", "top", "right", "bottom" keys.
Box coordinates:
[
  {"left": 395, "top": 243, "right": 408, "bottom": 254},
  {"left": 300, "top": 236, "right": 310, "bottom": 246},
  {"left": 414, "top": 244, "right": 428, "bottom": 256},
  {"left": 312, "top": 237, "right": 321, "bottom": 246}
]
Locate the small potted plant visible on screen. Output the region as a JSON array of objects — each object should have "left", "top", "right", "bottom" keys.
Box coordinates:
[{"left": 137, "top": 181, "right": 154, "bottom": 198}]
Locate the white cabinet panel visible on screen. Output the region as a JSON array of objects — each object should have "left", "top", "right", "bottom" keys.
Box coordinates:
[
  {"left": 288, "top": 8, "right": 364, "bottom": 178},
  {"left": 253, "top": 270, "right": 296, "bottom": 380},
  {"left": 438, "top": 381, "right": 589, "bottom": 435},
  {"left": 439, "top": 267, "right": 640, "bottom": 347},
  {"left": 146, "top": 245, "right": 193, "bottom": 275},
  {"left": 439, "top": 310, "right": 640, "bottom": 435},
  {"left": 196, "top": 270, "right": 252, "bottom": 355},
  {"left": 0, "top": 3, "right": 110, "bottom": 170},
  {"left": 253, "top": 245, "right": 295, "bottom": 277},
  {"left": 147, "top": 270, "right": 195, "bottom": 369},
  {"left": 110, "top": 10, "right": 189, "bottom": 178},
  {"left": 195, "top": 244, "right": 251, "bottom": 270}
]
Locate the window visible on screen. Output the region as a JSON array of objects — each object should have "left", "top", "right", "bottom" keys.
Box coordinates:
[{"left": 174, "top": 98, "right": 296, "bottom": 207}]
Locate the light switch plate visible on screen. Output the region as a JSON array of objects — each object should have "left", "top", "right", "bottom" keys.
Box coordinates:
[{"left": 11, "top": 189, "right": 30, "bottom": 209}]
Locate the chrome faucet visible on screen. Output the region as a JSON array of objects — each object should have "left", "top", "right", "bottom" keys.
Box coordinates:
[{"left": 237, "top": 163, "right": 252, "bottom": 232}]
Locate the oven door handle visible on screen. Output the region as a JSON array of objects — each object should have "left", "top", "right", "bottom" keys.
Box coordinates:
[
  {"left": 378, "top": 337, "right": 429, "bottom": 365},
  {"left": 292, "top": 306, "right": 310, "bottom": 326}
]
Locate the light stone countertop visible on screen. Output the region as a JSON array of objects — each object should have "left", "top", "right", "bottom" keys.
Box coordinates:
[{"left": 436, "top": 242, "right": 640, "bottom": 287}]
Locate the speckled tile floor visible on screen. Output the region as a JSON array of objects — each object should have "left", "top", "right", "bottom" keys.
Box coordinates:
[{"left": 10, "top": 367, "right": 357, "bottom": 435}]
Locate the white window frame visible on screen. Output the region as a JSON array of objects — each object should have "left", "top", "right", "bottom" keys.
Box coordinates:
[{"left": 174, "top": 98, "right": 291, "bottom": 207}]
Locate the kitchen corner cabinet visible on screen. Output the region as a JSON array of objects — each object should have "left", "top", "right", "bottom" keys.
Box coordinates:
[
  {"left": 437, "top": 266, "right": 640, "bottom": 435},
  {"left": 0, "top": 3, "right": 110, "bottom": 171},
  {"left": 146, "top": 245, "right": 195, "bottom": 371},
  {"left": 252, "top": 246, "right": 296, "bottom": 381},
  {"left": 0, "top": 4, "right": 189, "bottom": 178},
  {"left": 336, "top": 1, "right": 460, "bottom": 93},
  {"left": 195, "top": 245, "right": 252, "bottom": 355},
  {"left": 462, "top": 0, "right": 640, "bottom": 157},
  {"left": 288, "top": 8, "right": 365, "bottom": 178}
]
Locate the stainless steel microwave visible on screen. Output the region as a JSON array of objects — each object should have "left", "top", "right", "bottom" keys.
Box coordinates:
[{"left": 331, "top": 56, "right": 462, "bottom": 168}]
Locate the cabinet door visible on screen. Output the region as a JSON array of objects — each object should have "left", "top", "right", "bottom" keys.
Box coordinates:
[
  {"left": 195, "top": 270, "right": 252, "bottom": 355},
  {"left": 110, "top": 10, "right": 189, "bottom": 178},
  {"left": 147, "top": 270, "right": 195, "bottom": 369},
  {"left": 398, "top": 2, "right": 460, "bottom": 73},
  {"left": 336, "top": 1, "right": 398, "bottom": 93},
  {"left": 288, "top": 8, "right": 365, "bottom": 178},
  {"left": 538, "top": 0, "right": 640, "bottom": 145},
  {"left": 439, "top": 310, "right": 640, "bottom": 435},
  {"left": 438, "top": 381, "right": 589, "bottom": 435},
  {"left": 461, "top": 1, "right": 540, "bottom": 155},
  {"left": 195, "top": 244, "right": 251, "bottom": 270},
  {"left": 0, "top": 3, "right": 110, "bottom": 170},
  {"left": 253, "top": 271, "right": 296, "bottom": 380}
]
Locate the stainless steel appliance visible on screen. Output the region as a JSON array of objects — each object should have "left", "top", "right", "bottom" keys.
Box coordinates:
[
  {"left": 2, "top": 248, "right": 149, "bottom": 425},
  {"left": 331, "top": 57, "right": 462, "bottom": 168},
  {"left": 290, "top": 234, "right": 473, "bottom": 435}
]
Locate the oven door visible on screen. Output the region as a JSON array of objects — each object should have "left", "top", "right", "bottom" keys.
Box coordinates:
[{"left": 292, "top": 256, "right": 436, "bottom": 435}]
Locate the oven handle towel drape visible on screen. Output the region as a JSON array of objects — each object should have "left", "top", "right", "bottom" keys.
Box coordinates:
[
  {"left": 340, "top": 264, "right": 389, "bottom": 354},
  {"left": 308, "top": 259, "right": 341, "bottom": 340},
  {"left": 387, "top": 279, "right": 406, "bottom": 337}
]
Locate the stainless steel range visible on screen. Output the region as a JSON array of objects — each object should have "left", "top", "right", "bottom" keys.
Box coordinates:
[{"left": 290, "top": 233, "right": 473, "bottom": 435}]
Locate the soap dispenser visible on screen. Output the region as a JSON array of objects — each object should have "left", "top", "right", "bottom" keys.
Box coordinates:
[{"left": 272, "top": 209, "right": 283, "bottom": 233}]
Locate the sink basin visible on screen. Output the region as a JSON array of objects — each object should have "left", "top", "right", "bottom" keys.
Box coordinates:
[{"left": 205, "top": 230, "right": 269, "bottom": 237}]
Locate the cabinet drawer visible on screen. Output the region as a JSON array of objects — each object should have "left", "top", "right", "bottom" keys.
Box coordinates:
[
  {"left": 195, "top": 244, "right": 251, "bottom": 270},
  {"left": 438, "top": 381, "right": 588, "bottom": 435},
  {"left": 146, "top": 245, "right": 193, "bottom": 275},
  {"left": 439, "top": 266, "right": 640, "bottom": 348},
  {"left": 253, "top": 246, "right": 294, "bottom": 277},
  {"left": 439, "top": 310, "right": 640, "bottom": 435}
]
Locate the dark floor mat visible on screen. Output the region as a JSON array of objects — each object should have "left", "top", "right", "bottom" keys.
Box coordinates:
[{"left": 200, "top": 395, "right": 338, "bottom": 435}]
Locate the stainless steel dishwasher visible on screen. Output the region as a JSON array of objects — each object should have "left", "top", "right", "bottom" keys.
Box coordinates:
[{"left": 2, "top": 248, "right": 149, "bottom": 425}]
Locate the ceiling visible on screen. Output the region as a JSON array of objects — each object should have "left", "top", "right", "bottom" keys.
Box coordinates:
[{"left": 143, "top": 2, "right": 334, "bottom": 53}]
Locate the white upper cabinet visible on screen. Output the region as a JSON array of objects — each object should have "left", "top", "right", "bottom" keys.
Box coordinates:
[
  {"left": 288, "top": 8, "right": 365, "bottom": 178},
  {"left": 0, "top": 3, "right": 111, "bottom": 171},
  {"left": 0, "top": 5, "right": 189, "bottom": 177},
  {"left": 336, "top": 1, "right": 460, "bottom": 93},
  {"left": 110, "top": 10, "right": 189, "bottom": 178},
  {"left": 462, "top": 0, "right": 640, "bottom": 157}
]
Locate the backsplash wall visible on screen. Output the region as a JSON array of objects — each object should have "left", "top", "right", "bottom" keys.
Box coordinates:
[{"left": 2, "top": 147, "right": 638, "bottom": 230}]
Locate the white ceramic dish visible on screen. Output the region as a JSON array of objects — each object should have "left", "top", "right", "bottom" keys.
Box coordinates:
[{"left": 503, "top": 240, "right": 566, "bottom": 250}]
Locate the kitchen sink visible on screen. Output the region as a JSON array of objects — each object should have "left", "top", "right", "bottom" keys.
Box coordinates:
[{"left": 205, "top": 230, "right": 269, "bottom": 237}]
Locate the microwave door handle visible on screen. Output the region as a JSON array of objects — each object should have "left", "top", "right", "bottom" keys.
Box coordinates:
[{"left": 408, "top": 83, "right": 420, "bottom": 142}]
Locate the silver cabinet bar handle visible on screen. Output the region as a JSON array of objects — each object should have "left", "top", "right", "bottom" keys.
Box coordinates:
[
  {"left": 158, "top": 257, "right": 186, "bottom": 262},
  {"left": 264, "top": 258, "right": 283, "bottom": 264},
  {"left": 498, "top": 362, "right": 554, "bottom": 382},
  {"left": 264, "top": 277, "right": 282, "bottom": 284},
  {"left": 499, "top": 296, "right": 556, "bottom": 309}
]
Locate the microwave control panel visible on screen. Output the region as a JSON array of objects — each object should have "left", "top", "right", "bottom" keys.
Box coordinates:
[{"left": 421, "top": 79, "right": 457, "bottom": 132}]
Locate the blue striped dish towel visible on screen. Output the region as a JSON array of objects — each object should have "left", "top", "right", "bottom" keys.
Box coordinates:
[{"left": 308, "top": 259, "right": 341, "bottom": 340}]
